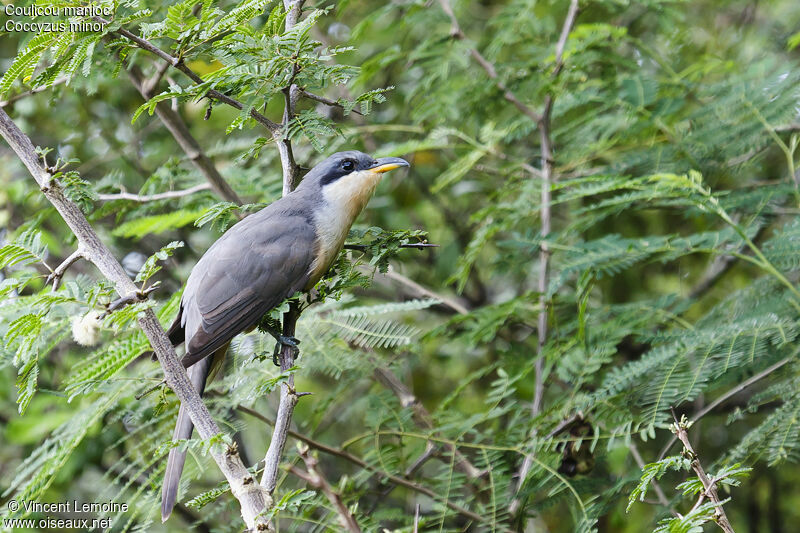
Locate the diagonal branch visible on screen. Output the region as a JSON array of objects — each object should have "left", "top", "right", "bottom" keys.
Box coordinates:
[
  {"left": 127, "top": 64, "right": 243, "bottom": 205},
  {"left": 237, "top": 405, "right": 489, "bottom": 524},
  {"left": 46, "top": 248, "right": 85, "bottom": 290},
  {"left": 671, "top": 409, "right": 736, "bottom": 533},
  {"left": 300, "top": 89, "right": 364, "bottom": 116},
  {"left": 289, "top": 445, "right": 362, "bottom": 533},
  {"left": 0, "top": 107, "right": 270, "bottom": 530},
  {"left": 372, "top": 363, "right": 485, "bottom": 480},
  {"left": 437, "top": 0, "right": 541, "bottom": 124},
  {"left": 95, "top": 16, "right": 282, "bottom": 135}
]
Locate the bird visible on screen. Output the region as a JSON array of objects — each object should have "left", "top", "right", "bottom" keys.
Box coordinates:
[{"left": 160, "top": 150, "right": 409, "bottom": 521}]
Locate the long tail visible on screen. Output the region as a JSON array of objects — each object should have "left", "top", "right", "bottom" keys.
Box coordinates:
[{"left": 161, "top": 346, "right": 227, "bottom": 522}]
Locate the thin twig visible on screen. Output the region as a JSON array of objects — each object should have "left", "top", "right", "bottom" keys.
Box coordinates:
[
  {"left": 237, "top": 405, "right": 489, "bottom": 524},
  {"left": 102, "top": 285, "right": 159, "bottom": 317},
  {"left": 0, "top": 77, "right": 69, "bottom": 107},
  {"left": 97, "top": 183, "right": 212, "bottom": 202},
  {"left": 670, "top": 409, "right": 736, "bottom": 533},
  {"left": 380, "top": 266, "right": 470, "bottom": 315},
  {"left": 289, "top": 445, "right": 362, "bottom": 533},
  {"left": 46, "top": 248, "right": 84, "bottom": 290},
  {"left": 94, "top": 16, "right": 282, "bottom": 135},
  {"left": 437, "top": 0, "right": 541, "bottom": 123},
  {"left": 300, "top": 89, "right": 364, "bottom": 116},
  {"left": 0, "top": 107, "right": 271, "bottom": 530}
]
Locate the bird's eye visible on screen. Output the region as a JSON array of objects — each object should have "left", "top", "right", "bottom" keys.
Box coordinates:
[{"left": 341, "top": 160, "right": 355, "bottom": 171}]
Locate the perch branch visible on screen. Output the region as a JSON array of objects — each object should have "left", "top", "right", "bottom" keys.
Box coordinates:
[
  {"left": 670, "top": 409, "right": 736, "bottom": 533},
  {"left": 97, "top": 183, "right": 212, "bottom": 202},
  {"left": 289, "top": 445, "right": 362, "bottom": 533},
  {"left": 259, "top": 0, "right": 306, "bottom": 499},
  {"left": 0, "top": 107, "right": 270, "bottom": 530},
  {"left": 260, "top": 304, "right": 302, "bottom": 493}
]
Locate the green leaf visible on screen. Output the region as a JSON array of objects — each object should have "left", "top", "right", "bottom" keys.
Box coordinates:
[
  {"left": 135, "top": 241, "right": 184, "bottom": 283},
  {"left": 0, "top": 229, "right": 48, "bottom": 269},
  {"left": 431, "top": 149, "right": 487, "bottom": 193},
  {"left": 111, "top": 209, "right": 206, "bottom": 238}
]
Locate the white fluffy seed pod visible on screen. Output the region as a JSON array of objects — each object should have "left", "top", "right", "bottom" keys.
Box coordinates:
[{"left": 72, "top": 310, "right": 103, "bottom": 347}]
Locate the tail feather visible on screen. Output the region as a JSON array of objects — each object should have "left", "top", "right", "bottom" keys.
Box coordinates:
[{"left": 161, "top": 355, "right": 212, "bottom": 522}]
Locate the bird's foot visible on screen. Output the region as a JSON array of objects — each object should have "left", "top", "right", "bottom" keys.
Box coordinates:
[{"left": 272, "top": 335, "right": 300, "bottom": 366}]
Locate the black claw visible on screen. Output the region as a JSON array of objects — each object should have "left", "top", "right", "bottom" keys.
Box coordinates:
[{"left": 272, "top": 335, "right": 301, "bottom": 366}]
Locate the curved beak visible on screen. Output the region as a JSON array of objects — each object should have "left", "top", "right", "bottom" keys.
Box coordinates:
[{"left": 369, "top": 157, "right": 410, "bottom": 174}]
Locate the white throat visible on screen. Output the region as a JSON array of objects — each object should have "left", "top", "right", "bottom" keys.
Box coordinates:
[{"left": 308, "top": 170, "right": 383, "bottom": 282}]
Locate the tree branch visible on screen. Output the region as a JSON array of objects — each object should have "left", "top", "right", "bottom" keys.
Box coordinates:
[
  {"left": 276, "top": 0, "right": 305, "bottom": 194},
  {"left": 236, "top": 405, "right": 489, "bottom": 525},
  {"left": 95, "top": 16, "right": 282, "bottom": 135},
  {"left": 0, "top": 77, "right": 69, "bottom": 107},
  {"left": 127, "top": 64, "right": 243, "bottom": 205},
  {"left": 260, "top": 0, "right": 307, "bottom": 501},
  {"left": 437, "top": 0, "right": 542, "bottom": 124},
  {"left": 46, "top": 248, "right": 85, "bottom": 290},
  {"left": 0, "top": 107, "right": 271, "bottom": 530},
  {"left": 670, "top": 409, "right": 736, "bottom": 533},
  {"left": 378, "top": 266, "right": 470, "bottom": 315},
  {"left": 300, "top": 89, "right": 364, "bottom": 116},
  {"left": 372, "top": 363, "right": 484, "bottom": 480},
  {"left": 260, "top": 302, "right": 302, "bottom": 493},
  {"left": 511, "top": 0, "right": 580, "bottom": 514},
  {"left": 288, "top": 445, "right": 362, "bottom": 533},
  {"left": 97, "top": 183, "right": 212, "bottom": 202}
]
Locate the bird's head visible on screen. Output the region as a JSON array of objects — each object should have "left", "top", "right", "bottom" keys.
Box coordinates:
[
  {"left": 298, "top": 150, "right": 409, "bottom": 220},
  {"left": 300, "top": 150, "right": 409, "bottom": 191}
]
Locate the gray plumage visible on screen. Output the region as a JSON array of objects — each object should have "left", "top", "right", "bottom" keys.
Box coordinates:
[{"left": 160, "top": 150, "right": 408, "bottom": 521}]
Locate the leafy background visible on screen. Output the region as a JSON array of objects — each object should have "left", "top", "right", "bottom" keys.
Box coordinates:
[{"left": 1, "top": 0, "right": 800, "bottom": 531}]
